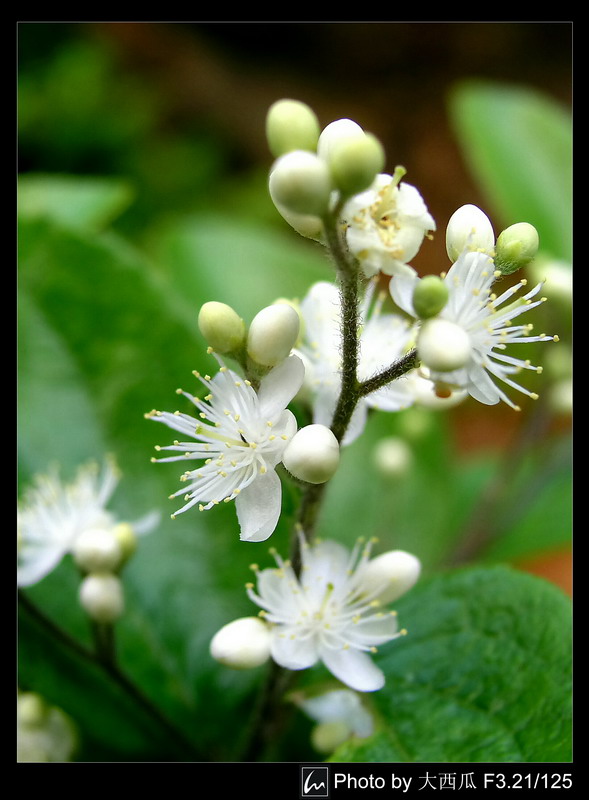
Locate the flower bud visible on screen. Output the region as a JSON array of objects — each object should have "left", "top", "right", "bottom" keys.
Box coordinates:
[
  {"left": 494, "top": 222, "right": 540, "bottom": 275},
  {"left": 210, "top": 616, "right": 271, "bottom": 669},
  {"left": 247, "top": 303, "right": 300, "bottom": 367},
  {"left": 271, "top": 200, "right": 324, "bottom": 241},
  {"left": 311, "top": 720, "right": 352, "bottom": 753},
  {"left": 266, "top": 98, "right": 320, "bottom": 157},
  {"left": 79, "top": 573, "right": 124, "bottom": 624},
  {"left": 72, "top": 527, "right": 123, "bottom": 573},
  {"left": 411, "top": 275, "right": 449, "bottom": 319},
  {"left": 113, "top": 522, "right": 138, "bottom": 564},
  {"left": 198, "top": 301, "right": 246, "bottom": 355},
  {"left": 268, "top": 150, "right": 332, "bottom": 217},
  {"left": 417, "top": 318, "right": 472, "bottom": 372},
  {"left": 328, "top": 132, "right": 386, "bottom": 197},
  {"left": 282, "top": 424, "right": 340, "bottom": 484},
  {"left": 360, "top": 550, "right": 421, "bottom": 605},
  {"left": 446, "top": 204, "right": 495, "bottom": 262},
  {"left": 317, "top": 118, "right": 365, "bottom": 163},
  {"left": 373, "top": 436, "right": 413, "bottom": 478}
]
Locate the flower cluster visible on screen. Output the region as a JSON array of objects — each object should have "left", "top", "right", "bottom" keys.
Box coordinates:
[
  {"left": 17, "top": 457, "right": 157, "bottom": 622},
  {"left": 211, "top": 533, "right": 421, "bottom": 692},
  {"left": 18, "top": 95, "right": 560, "bottom": 737}
]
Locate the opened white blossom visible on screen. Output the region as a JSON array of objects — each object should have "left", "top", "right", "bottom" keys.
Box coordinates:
[
  {"left": 390, "top": 248, "right": 557, "bottom": 408},
  {"left": 17, "top": 458, "right": 157, "bottom": 588},
  {"left": 147, "top": 353, "right": 305, "bottom": 542},
  {"left": 295, "top": 281, "right": 419, "bottom": 445},
  {"left": 342, "top": 169, "right": 436, "bottom": 279},
  {"left": 245, "top": 534, "right": 414, "bottom": 692}
]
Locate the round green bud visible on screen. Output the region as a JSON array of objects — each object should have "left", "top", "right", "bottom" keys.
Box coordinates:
[
  {"left": 113, "top": 522, "right": 138, "bottom": 563},
  {"left": 417, "top": 318, "right": 472, "bottom": 373},
  {"left": 494, "top": 222, "right": 540, "bottom": 275},
  {"left": 266, "top": 98, "right": 320, "bottom": 157},
  {"left": 198, "top": 301, "right": 246, "bottom": 355},
  {"left": 311, "top": 720, "right": 352, "bottom": 754},
  {"left": 247, "top": 303, "right": 300, "bottom": 367},
  {"left": 411, "top": 275, "right": 449, "bottom": 319},
  {"left": 328, "top": 131, "right": 385, "bottom": 196},
  {"left": 282, "top": 424, "right": 340, "bottom": 484},
  {"left": 268, "top": 150, "right": 332, "bottom": 216}
]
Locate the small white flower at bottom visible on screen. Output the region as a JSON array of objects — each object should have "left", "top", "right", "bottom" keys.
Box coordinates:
[
  {"left": 246, "top": 534, "right": 416, "bottom": 692},
  {"left": 147, "top": 353, "right": 305, "bottom": 542}
]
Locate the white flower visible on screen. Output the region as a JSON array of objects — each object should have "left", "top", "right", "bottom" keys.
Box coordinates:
[
  {"left": 17, "top": 691, "right": 78, "bottom": 763},
  {"left": 342, "top": 170, "right": 436, "bottom": 279},
  {"left": 147, "top": 353, "right": 305, "bottom": 542},
  {"left": 390, "top": 249, "right": 557, "bottom": 409},
  {"left": 246, "top": 534, "right": 413, "bottom": 692},
  {"left": 17, "top": 457, "right": 155, "bottom": 587},
  {"left": 295, "top": 281, "right": 418, "bottom": 445}
]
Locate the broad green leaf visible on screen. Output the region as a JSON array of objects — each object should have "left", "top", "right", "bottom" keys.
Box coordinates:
[
  {"left": 331, "top": 565, "right": 572, "bottom": 763},
  {"left": 449, "top": 81, "right": 572, "bottom": 262},
  {"left": 18, "top": 173, "right": 134, "bottom": 230}
]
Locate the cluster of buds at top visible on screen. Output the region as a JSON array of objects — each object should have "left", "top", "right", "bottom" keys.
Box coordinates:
[{"left": 265, "top": 98, "right": 386, "bottom": 235}]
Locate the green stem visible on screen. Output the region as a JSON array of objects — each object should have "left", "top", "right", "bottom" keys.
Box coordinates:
[
  {"left": 18, "top": 590, "right": 201, "bottom": 761},
  {"left": 242, "top": 209, "right": 420, "bottom": 762}
]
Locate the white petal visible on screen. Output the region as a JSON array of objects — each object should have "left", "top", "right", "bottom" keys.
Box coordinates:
[
  {"left": 17, "top": 542, "right": 68, "bottom": 587},
  {"left": 257, "top": 355, "right": 305, "bottom": 419},
  {"left": 271, "top": 628, "right": 319, "bottom": 670},
  {"left": 389, "top": 268, "right": 419, "bottom": 315},
  {"left": 236, "top": 468, "right": 282, "bottom": 542},
  {"left": 320, "top": 646, "right": 385, "bottom": 692}
]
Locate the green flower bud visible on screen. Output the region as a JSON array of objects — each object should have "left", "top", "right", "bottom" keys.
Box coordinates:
[
  {"left": 269, "top": 150, "right": 332, "bottom": 217},
  {"left": 411, "top": 275, "right": 449, "bottom": 319},
  {"left": 328, "top": 131, "right": 385, "bottom": 197},
  {"left": 113, "top": 522, "right": 138, "bottom": 564},
  {"left": 266, "top": 98, "right": 320, "bottom": 157},
  {"left": 311, "top": 720, "right": 352, "bottom": 754},
  {"left": 282, "top": 424, "right": 340, "bottom": 484},
  {"left": 198, "top": 301, "right": 246, "bottom": 355},
  {"left": 494, "top": 222, "right": 540, "bottom": 275},
  {"left": 247, "top": 303, "right": 300, "bottom": 367}
]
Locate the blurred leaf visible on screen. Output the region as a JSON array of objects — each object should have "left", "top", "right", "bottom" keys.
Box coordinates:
[
  {"left": 482, "top": 435, "right": 572, "bottom": 563},
  {"left": 449, "top": 81, "right": 572, "bottom": 262},
  {"left": 18, "top": 173, "right": 135, "bottom": 231},
  {"left": 317, "top": 409, "right": 497, "bottom": 572},
  {"left": 146, "top": 213, "right": 331, "bottom": 324},
  {"left": 17, "top": 211, "right": 271, "bottom": 759},
  {"left": 331, "top": 565, "right": 572, "bottom": 763}
]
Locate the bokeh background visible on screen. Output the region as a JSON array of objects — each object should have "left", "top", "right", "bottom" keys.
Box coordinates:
[{"left": 18, "top": 22, "right": 572, "bottom": 763}]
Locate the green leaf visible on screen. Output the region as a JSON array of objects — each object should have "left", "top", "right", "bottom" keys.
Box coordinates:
[
  {"left": 449, "top": 81, "right": 572, "bottom": 262},
  {"left": 331, "top": 565, "right": 572, "bottom": 763},
  {"left": 18, "top": 173, "right": 135, "bottom": 231},
  {"left": 17, "top": 209, "right": 307, "bottom": 760}
]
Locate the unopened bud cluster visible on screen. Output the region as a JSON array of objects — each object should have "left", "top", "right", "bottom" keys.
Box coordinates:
[
  {"left": 266, "top": 98, "right": 386, "bottom": 234},
  {"left": 74, "top": 522, "right": 138, "bottom": 625},
  {"left": 198, "top": 297, "right": 302, "bottom": 374}
]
